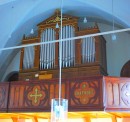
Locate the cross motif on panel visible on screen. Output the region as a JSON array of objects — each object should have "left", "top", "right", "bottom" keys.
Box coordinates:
[{"left": 28, "top": 87, "right": 44, "bottom": 106}]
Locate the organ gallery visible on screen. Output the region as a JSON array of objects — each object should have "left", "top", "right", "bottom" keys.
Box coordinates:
[{"left": 0, "top": 9, "right": 130, "bottom": 121}]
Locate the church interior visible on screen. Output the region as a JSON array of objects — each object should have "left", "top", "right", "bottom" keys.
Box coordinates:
[{"left": 0, "top": 0, "right": 130, "bottom": 122}]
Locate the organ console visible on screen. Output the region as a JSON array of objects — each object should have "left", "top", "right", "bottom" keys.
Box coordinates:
[{"left": 19, "top": 9, "right": 107, "bottom": 81}]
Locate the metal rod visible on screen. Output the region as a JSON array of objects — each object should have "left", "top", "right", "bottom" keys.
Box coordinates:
[
  {"left": 0, "top": 28, "right": 130, "bottom": 51},
  {"left": 59, "top": 0, "right": 63, "bottom": 101},
  {"left": 63, "top": 26, "right": 65, "bottom": 67},
  {"left": 49, "top": 29, "right": 52, "bottom": 69}
]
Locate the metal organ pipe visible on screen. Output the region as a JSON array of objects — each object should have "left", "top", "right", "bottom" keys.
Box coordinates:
[
  {"left": 60, "top": 25, "right": 75, "bottom": 68},
  {"left": 90, "top": 37, "right": 92, "bottom": 62},
  {"left": 90, "top": 37, "right": 93, "bottom": 62},
  {"left": 53, "top": 30, "right": 55, "bottom": 69},
  {"left": 82, "top": 37, "right": 95, "bottom": 64},
  {"left": 88, "top": 37, "right": 90, "bottom": 62},
  {"left": 40, "top": 26, "right": 75, "bottom": 70},
  {"left": 45, "top": 29, "right": 47, "bottom": 69},
  {"left": 40, "top": 31, "right": 44, "bottom": 70},
  {"left": 23, "top": 46, "right": 34, "bottom": 69},
  {"left": 92, "top": 37, "right": 95, "bottom": 62},
  {"left": 70, "top": 25, "right": 75, "bottom": 67},
  {"left": 65, "top": 26, "right": 67, "bottom": 67},
  {"left": 49, "top": 29, "right": 51, "bottom": 68},
  {"left": 23, "top": 48, "right": 27, "bottom": 69},
  {"left": 25, "top": 48, "right": 29, "bottom": 69},
  {"left": 28, "top": 47, "right": 31, "bottom": 68},
  {"left": 40, "top": 28, "right": 55, "bottom": 70},
  {"left": 40, "top": 32, "right": 42, "bottom": 69}
]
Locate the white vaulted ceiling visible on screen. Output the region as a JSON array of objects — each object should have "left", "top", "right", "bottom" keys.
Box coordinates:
[{"left": 0, "top": 0, "right": 130, "bottom": 81}]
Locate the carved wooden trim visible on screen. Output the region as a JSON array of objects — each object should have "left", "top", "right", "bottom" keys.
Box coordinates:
[
  {"left": 19, "top": 48, "right": 24, "bottom": 71},
  {"left": 75, "top": 39, "right": 82, "bottom": 65}
]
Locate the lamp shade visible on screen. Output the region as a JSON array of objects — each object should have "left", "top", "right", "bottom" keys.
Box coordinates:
[{"left": 51, "top": 98, "right": 68, "bottom": 122}]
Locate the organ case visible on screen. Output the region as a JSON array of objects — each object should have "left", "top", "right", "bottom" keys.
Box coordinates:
[{"left": 19, "top": 10, "right": 107, "bottom": 81}]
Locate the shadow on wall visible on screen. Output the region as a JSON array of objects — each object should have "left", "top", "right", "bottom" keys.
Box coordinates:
[{"left": 6, "top": 71, "right": 18, "bottom": 82}]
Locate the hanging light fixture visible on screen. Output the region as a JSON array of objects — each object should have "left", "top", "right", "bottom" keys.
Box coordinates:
[
  {"left": 112, "top": 33, "right": 116, "bottom": 40},
  {"left": 30, "top": 28, "right": 34, "bottom": 34},
  {"left": 111, "top": 0, "right": 116, "bottom": 41},
  {"left": 51, "top": 0, "right": 68, "bottom": 122},
  {"left": 83, "top": 17, "right": 87, "bottom": 23},
  {"left": 56, "top": 23, "right": 59, "bottom": 28}
]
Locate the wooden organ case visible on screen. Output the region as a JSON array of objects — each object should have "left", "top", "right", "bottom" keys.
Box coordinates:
[{"left": 19, "top": 10, "right": 107, "bottom": 81}]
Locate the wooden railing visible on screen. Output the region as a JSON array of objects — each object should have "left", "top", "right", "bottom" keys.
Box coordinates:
[{"left": 1, "top": 76, "right": 130, "bottom": 112}]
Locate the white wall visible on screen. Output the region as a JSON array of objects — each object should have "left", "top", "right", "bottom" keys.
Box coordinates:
[
  {"left": 2, "top": 51, "right": 20, "bottom": 82},
  {"left": 98, "top": 23, "right": 130, "bottom": 76}
]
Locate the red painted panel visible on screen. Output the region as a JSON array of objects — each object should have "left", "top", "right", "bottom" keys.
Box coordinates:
[
  {"left": 69, "top": 76, "right": 104, "bottom": 111},
  {"left": 8, "top": 80, "right": 67, "bottom": 112}
]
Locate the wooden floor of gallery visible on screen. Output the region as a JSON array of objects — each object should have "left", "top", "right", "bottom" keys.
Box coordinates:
[{"left": 0, "top": 112, "right": 130, "bottom": 122}]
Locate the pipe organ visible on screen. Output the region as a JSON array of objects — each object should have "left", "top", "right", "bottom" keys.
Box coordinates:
[{"left": 19, "top": 10, "right": 107, "bottom": 81}]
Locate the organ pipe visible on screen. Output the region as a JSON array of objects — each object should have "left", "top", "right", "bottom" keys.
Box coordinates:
[{"left": 82, "top": 37, "right": 95, "bottom": 63}]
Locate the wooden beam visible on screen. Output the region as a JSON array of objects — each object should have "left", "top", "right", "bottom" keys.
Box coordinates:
[
  {"left": 84, "top": 117, "right": 91, "bottom": 122},
  {"left": 11, "top": 117, "right": 18, "bottom": 122},
  {"left": 111, "top": 115, "right": 117, "bottom": 122},
  {"left": 32, "top": 116, "right": 38, "bottom": 122}
]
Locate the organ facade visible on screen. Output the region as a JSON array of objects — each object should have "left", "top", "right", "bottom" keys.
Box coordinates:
[{"left": 19, "top": 10, "right": 107, "bottom": 81}]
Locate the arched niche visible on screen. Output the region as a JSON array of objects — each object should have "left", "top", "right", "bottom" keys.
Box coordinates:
[{"left": 121, "top": 60, "right": 130, "bottom": 77}]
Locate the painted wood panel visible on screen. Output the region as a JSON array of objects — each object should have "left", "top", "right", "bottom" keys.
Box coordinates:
[
  {"left": 8, "top": 76, "right": 103, "bottom": 112},
  {"left": 8, "top": 80, "right": 66, "bottom": 112},
  {"left": 104, "top": 76, "right": 130, "bottom": 111},
  {"left": 69, "top": 76, "right": 104, "bottom": 111}
]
